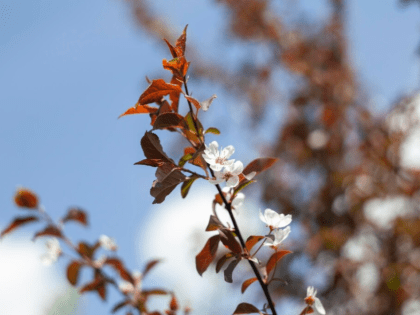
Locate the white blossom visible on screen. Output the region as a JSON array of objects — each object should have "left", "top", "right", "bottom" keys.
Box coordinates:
[
  {"left": 305, "top": 286, "right": 326, "bottom": 314},
  {"left": 99, "top": 234, "right": 118, "bottom": 251},
  {"left": 203, "top": 141, "right": 235, "bottom": 171},
  {"left": 41, "top": 238, "right": 62, "bottom": 266},
  {"left": 119, "top": 271, "right": 142, "bottom": 295},
  {"left": 92, "top": 255, "right": 107, "bottom": 268},
  {"left": 264, "top": 226, "right": 291, "bottom": 247},
  {"left": 259, "top": 209, "right": 292, "bottom": 230},
  {"left": 119, "top": 281, "right": 135, "bottom": 294},
  {"left": 209, "top": 161, "right": 243, "bottom": 187},
  {"left": 222, "top": 187, "right": 245, "bottom": 209}
]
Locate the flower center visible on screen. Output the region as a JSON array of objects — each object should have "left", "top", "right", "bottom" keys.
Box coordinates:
[
  {"left": 215, "top": 157, "right": 225, "bottom": 165},
  {"left": 304, "top": 296, "right": 315, "bottom": 306},
  {"left": 223, "top": 172, "right": 232, "bottom": 180}
]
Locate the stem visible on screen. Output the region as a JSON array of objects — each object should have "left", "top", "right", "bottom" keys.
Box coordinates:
[
  {"left": 210, "top": 168, "right": 278, "bottom": 315},
  {"left": 252, "top": 233, "right": 270, "bottom": 257},
  {"left": 183, "top": 78, "right": 201, "bottom": 143},
  {"left": 181, "top": 76, "right": 277, "bottom": 314},
  {"left": 180, "top": 167, "right": 206, "bottom": 179}
]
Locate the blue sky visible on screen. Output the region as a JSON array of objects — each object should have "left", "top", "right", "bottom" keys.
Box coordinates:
[{"left": 1, "top": 0, "right": 419, "bottom": 314}]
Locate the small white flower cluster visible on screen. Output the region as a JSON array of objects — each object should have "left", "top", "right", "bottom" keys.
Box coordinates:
[
  {"left": 118, "top": 271, "right": 142, "bottom": 297},
  {"left": 203, "top": 141, "right": 244, "bottom": 188},
  {"left": 99, "top": 234, "right": 118, "bottom": 251},
  {"left": 259, "top": 209, "right": 292, "bottom": 247},
  {"left": 41, "top": 238, "right": 62, "bottom": 266},
  {"left": 305, "top": 286, "right": 326, "bottom": 314}
]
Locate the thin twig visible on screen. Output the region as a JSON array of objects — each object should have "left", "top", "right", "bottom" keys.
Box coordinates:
[{"left": 182, "top": 78, "right": 278, "bottom": 315}]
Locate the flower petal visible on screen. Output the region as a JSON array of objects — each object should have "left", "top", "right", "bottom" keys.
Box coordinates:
[
  {"left": 202, "top": 155, "right": 214, "bottom": 164},
  {"left": 232, "top": 193, "right": 245, "bottom": 208},
  {"left": 221, "top": 145, "right": 235, "bottom": 159},
  {"left": 210, "top": 163, "right": 224, "bottom": 171},
  {"left": 208, "top": 177, "right": 224, "bottom": 185},
  {"left": 244, "top": 171, "right": 256, "bottom": 180},
  {"left": 307, "top": 286, "right": 314, "bottom": 297},
  {"left": 264, "top": 209, "right": 279, "bottom": 226},
  {"left": 259, "top": 209, "right": 267, "bottom": 224},
  {"left": 224, "top": 159, "right": 235, "bottom": 166},
  {"left": 314, "top": 297, "right": 326, "bottom": 314},
  {"left": 278, "top": 214, "right": 292, "bottom": 228},
  {"left": 226, "top": 175, "right": 239, "bottom": 187},
  {"left": 230, "top": 161, "right": 244, "bottom": 175}
]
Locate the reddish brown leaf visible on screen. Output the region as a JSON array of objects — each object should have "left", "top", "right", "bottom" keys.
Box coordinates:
[
  {"left": 153, "top": 112, "right": 187, "bottom": 130},
  {"left": 105, "top": 257, "right": 134, "bottom": 283},
  {"left": 233, "top": 303, "right": 262, "bottom": 314},
  {"left": 14, "top": 188, "right": 38, "bottom": 209},
  {"left": 140, "top": 131, "right": 173, "bottom": 162},
  {"left": 80, "top": 276, "right": 107, "bottom": 301},
  {"left": 214, "top": 193, "right": 224, "bottom": 205},
  {"left": 299, "top": 306, "right": 314, "bottom": 315},
  {"left": 170, "top": 294, "right": 179, "bottom": 311},
  {"left": 97, "top": 284, "right": 107, "bottom": 301},
  {"left": 118, "top": 104, "right": 158, "bottom": 118},
  {"left": 150, "top": 99, "right": 172, "bottom": 126},
  {"left": 143, "top": 259, "right": 161, "bottom": 278},
  {"left": 184, "top": 130, "right": 201, "bottom": 146},
  {"left": 245, "top": 235, "right": 265, "bottom": 253},
  {"left": 241, "top": 277, "right": 258, "bottom": 294},
  {"left": 150, "top": 166, "right": 187, "bottom": 204},
  {"left": 33, "top": 225, "right": 62, "bottom": 240},
  {"left": 174, "top": 25, "right": 188, "bottom": 57},
  {"left": 183, "top": 146, "right": 207, "bottom": 172},
  {"left": 62, "top": 208, "right": 88, "bottom": 226},
  {"left": 215, "top": 252, "right": 234, "bottom": 273},
  {"left": 67, "top": 260, "right": 83, "bottom": 286},
  {"left": 134, "top": 159, "right": 167, "bottom": 167},
  {"left": 163, "top": 39, "right": 177, "bottom": 58},
  {"left": 138, "top": 79, "right": 183, "bottom": 106},
  {"left": 1, "top": 216, "right": 39, "bottom": 238},
  {"left": 111, "top": 300, "right": 131, "bottom": 313},
  {"left": 143, "top": 289, "right": 168, "bottom": 296},
  {"left": 196, "top": 235, "right": 220, "bottom": 276},
  {"left": 78, "top": 241, "right": 99, "bottom": 259},
  {"left": 265, "top": 250, "right": 292, "bottom": 276},
  {"left": 184, "top": 95, "right": 201, "bottom": 110},
  {"left": 163, "top": 57, "right": 189, "bottom": 79},
  {"left": 242, "top": 158, "right": 278, "bottom": 178},
  {"left": 219, "top": 229, "right": 242, "bottom": 254},
  {"left": 224, "top": 259, "right": 240, "bottom": 283},
  {"left": 169, "top": 75, "right": 183, "bottom": 113},
  {"left": 205, "top": 215, "right": 225, "bottom": 231}
]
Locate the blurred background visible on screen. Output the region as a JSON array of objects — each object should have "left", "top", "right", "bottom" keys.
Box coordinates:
[{"left": 1, "top": 0, "right": 420, "bottom": 314}]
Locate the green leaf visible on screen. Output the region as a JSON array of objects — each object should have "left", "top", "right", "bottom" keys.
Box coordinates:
[
  {"left": 181, "top": 175, "right": 199, "bottom": 198},
  {"left": 184, "top": 112, "right": 197, "bottom": 134},
  {"left": 178, "top": 153, "right": 194, "bottom": 167},
  {"left": 233, "top": 180, "right": 255, "bottom": 196},
  {"left": 205, "top": 127, "right": 220, "bottom": 135}
]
